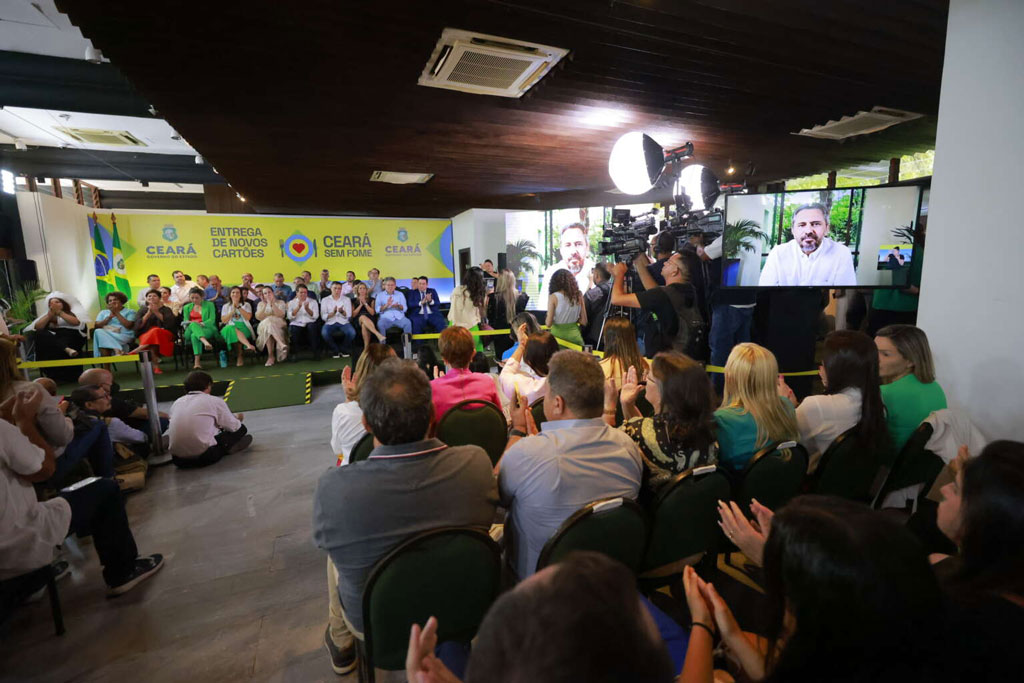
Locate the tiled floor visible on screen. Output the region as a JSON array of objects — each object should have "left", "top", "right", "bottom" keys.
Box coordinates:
[{"left": 0, "top": 385, "right": 364, "bottom": 682}]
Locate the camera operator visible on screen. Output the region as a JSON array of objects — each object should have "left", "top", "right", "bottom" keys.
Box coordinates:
[
  {"left": 696, "top": 235, "right": 757, "bottom": 390},
  {"left": 582, "top": 263, "right": 612, "bottom": 348},
  {"left": 610, "top": 252, "right": 705, "bottom": 360}
]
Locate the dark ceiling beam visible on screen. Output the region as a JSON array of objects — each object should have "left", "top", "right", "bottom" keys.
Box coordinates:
[
  {"left": 0, "top": 145, "right": 224, "bottom": 184},
  {"left": 0, "top": 50, "right": 152, "bottom": 118}
]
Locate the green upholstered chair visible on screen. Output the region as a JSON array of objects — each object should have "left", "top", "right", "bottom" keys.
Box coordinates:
[
  {"left": 535, "top": 497, "right": 648, "bottom": 574},
  {"left": 436, "top": 399, "right": 507, "bottom": 466},
  {"left": 349, "top": 432, "right": 374, "bottom": 463},
  {"left": 734, "top": 440, "right": 809, "bottom": 511},
  {"left": 872, "top": 422, "right": 941, "bottom": 509},
  {"left": 810, "top": 426, "right": 885, "bottom": 503}
]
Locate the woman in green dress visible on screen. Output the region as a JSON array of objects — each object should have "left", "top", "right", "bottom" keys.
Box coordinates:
[
  {"left": 182, "top": 287, "right": 217, "bottom": 369},
  {"left": 220, "top": 285, "right": 257, "bottom": 366}
]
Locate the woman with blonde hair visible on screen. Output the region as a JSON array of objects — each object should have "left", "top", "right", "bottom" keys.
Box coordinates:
[
  {"left": 255, "top": 285, "right": 288, "bottom": 367},
  {"left": 488, "top": 269, "right": 529, "bottom": 358},
  {"left": 714, "top": 342, "right": 798, "bottom": 472},
  {"left": 330, "top": 343, "right": 396, "bottom": 466},
  {"left": 546, "top": 268, "right": 586, "bottom": 347},
  {"left": 875, "top": 324, "right": 946, "bottom": 452},
  {"left": 351, "top": 281, "right": 385, "bottom": 347},
  {"left": 598, "top": 316, "right": 649, "bottom": 390}
]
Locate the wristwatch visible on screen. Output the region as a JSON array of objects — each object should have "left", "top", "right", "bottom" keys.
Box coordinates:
[{"left": 508, "top": 428, "right": 527, "bottom": 438}]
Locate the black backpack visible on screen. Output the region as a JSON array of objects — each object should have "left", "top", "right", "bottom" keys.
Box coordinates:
[{"left": 661, "top": 283, "right": 706, "bottom": 360}]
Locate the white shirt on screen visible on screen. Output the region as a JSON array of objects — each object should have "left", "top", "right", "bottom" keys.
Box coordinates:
[
  {"left": 320, "top": 295, "right": 352, "bottom": 325},
  {"left": 758, "top": 238, "right": 856, "bottom": 287},
  {"left": 167, "top": 391, "right": 242, "bottom": 458},
  {"left": 287, "top": 297, "right": 320, "bottom": 326}
]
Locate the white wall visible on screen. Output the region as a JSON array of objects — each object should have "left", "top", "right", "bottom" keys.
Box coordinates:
[
  {"left": 451, "top": 208, "right": 516, "bottom": 268},
  {"left": 917, "top": 0, "right": 1024, "bottom": 440},
  {"left": 856, "top": 186, "right": 920, "bottom": 286}
]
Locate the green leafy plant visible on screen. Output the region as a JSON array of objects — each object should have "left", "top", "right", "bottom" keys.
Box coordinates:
[
  {"left": 505, "top": 239, "right": 541, "bottom": 276},
  {"left": 890, "top": 223, "right": 916, "bottom": 244},
  {"left": 3, "top": 282, "right": 47, "bottom": 334},
  {"left": 723, "top": 219, "right": 768, "bottom": 259}
]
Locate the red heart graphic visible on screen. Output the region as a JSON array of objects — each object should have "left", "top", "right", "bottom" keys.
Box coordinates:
[{"left": 293, "top": 243, "right": 306, "bottom": 254}]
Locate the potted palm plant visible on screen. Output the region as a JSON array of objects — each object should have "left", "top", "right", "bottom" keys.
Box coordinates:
[
  {"left": 722, "top": 219, "right": 768, "bottom": 286},
  {"left": 2, "top": 281, "right": 47, "bottom": 334}
]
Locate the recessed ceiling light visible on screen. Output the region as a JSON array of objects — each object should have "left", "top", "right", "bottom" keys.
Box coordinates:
[{"left": 370, "top": 171, "right": 434, "bottom": 185}]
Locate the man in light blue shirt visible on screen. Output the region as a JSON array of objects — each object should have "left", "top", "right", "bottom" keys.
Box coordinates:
[
  {"left": 375, "top": 277, "right": 411, "bottom": 335},
  {"left": 498, "top": 350, "right": 643, "bottom": 579}
]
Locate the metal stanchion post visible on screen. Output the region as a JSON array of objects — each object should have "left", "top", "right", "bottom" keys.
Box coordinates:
[
  {"left": 403, "top": 333, "right": 413, "bottom": 359},
  {"left": 138, "top": 351, "right": 164, "bottom": 455}
]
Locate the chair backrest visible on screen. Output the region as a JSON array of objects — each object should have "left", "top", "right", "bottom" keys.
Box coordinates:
[
  {"left": 530, "top": 397, "right": 547, "bottom": 428},
  {"left": 811, "top": 425, "right": 884, "bottom": 503},
  {"left": 872, "top": 422, "right": 941, "bottom": 507},
  {"left": 436, "top": 399, "right": 508, "bottom": 466},
  {"left": 535, "top": 497, "right": 648, "bottom": 573},
  {"left": 734, "top": 441, "right": 809, "bottom": 511},
  {"left": 642, "top": 466, "right": 731, "bottom": 578},
  {"left": 362, "top": 527, "right": 501, "bottom": 671},
  {"left": 349, "top": 432, "right": 374, "bottom": 463}
]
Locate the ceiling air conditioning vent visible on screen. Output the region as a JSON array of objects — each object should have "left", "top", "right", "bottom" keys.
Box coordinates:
[
  {"left": 418, "top": 28, "right": 569, "bottom": 98},
  {"left": 53, "top": 127, "right": 148, "bottom": 146},
  {"left": 370, "top": 171, "right": 434, "bottom": 185},
  {"left": 795, "top": 107, "right": 924, "bottom": 140}
]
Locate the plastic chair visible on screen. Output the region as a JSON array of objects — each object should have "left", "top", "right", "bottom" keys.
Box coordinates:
[
  {"left": 535, "top": 497, "right": 648, "bottom": 574},
  {"left": 349, "top": 432, "right": 374, "bottom": 463},
  {"left": 810, "top": 426, "right": 885, "bottom": 503},
  {"left": 640, "top": 465, "right": 730, "bottom": 590},
  {"left": 436, "top": 399, "right": 507, "bottom": 466},
  {"left": 733, "top": 441, "right": 809, "bottom": 511},
  {"left": 0, "top": 564, "right": 65, "bottom": 636},
  {"left": 871, "top": 422, "right": 941, "bottom": 509},
  {"left": 358, "top": 527, "right": 501, "bottom": 681}
]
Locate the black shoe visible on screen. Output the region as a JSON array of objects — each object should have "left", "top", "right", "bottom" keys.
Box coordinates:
[
  {"left": 323, "top": 625, "right": 357, "bottom": 675},
  {"left": 107, "top": 554, "right": 164, "bottom": 597},
  {"left": 228, "top": 433, "right": 253, "bottom": 454}
]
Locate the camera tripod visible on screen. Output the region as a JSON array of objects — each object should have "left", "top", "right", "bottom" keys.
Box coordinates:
[{"left": 594, "top": 257, "right": 643, "bottom": 351}]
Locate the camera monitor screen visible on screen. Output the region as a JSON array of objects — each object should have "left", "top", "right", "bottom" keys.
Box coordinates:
[{"left": 722, "top": 185, "right": 923, "bottom": 289}]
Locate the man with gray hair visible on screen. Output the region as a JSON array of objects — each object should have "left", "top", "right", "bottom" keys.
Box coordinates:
[
  {"left": 497, "top": 350, "right": 642, "bottom": 579},
  {"left": 758, "top": 202, "right": 856, "bottom": 286},
  {"left": 312, "top": 358, "right": 497, "bottom": 674},
  {"left": 374, "top": 276, "right": 411, "bottom": 336}
]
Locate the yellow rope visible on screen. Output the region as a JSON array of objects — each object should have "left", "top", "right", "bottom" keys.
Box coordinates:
[{"left": 18, "top": 353, "right": 143, "bottom": 369}]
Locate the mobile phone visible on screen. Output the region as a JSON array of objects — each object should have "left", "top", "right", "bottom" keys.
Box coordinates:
[
  {"left": 485, "top": 278, "right": 495, "bottom": 293},
  {"left": 61, "top": 476, "right": 102, "bottom": 493}
]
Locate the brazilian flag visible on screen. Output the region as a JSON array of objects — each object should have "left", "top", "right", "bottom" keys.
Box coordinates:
[
  {"left": 91, "top": 215, "right": 114, "bottom": 299},
  {"left": 110, "top": 214, "right": 132, "bottom": 298}
]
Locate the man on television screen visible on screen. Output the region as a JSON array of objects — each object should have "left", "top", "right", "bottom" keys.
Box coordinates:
[
  {"left": 758, "top": 203, "right": 856, "bottom": 287},
  {"left": 541, "top": 222, "right": 595, "bottom": 295}
]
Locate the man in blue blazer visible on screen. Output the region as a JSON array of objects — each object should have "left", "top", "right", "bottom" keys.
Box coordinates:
[{"left": 407, "top": 276, "right": 447, "bottom": 337}]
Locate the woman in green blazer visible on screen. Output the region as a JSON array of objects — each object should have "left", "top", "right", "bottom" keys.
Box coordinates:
[{"left": 182, "top": 287, "right": 217, "bottom": 368}]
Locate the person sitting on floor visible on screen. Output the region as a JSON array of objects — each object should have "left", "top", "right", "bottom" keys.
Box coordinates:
[
  {"left": 182, "top": 287, "right": 217, "bottom": 370},
  {"left": 498, "top": 350, "right": 643, "bottom": 579},
  {"left": 602, "top": 352, "right": 718, "bottom": 498},
  {"left": 129, "top": 289, "right": 176, "bottom": 375},
  {"left": 166, "top": 371, "right": 252, "bottom": 469},
  {"left": 92, "top": 291, "right": 136, "bottom": 358},
  {"left": 431, "top": 326, "right": 502, "bottom": 427},
  {"left": 330, "top": 343, "right": 396, "bottom": 466},
  {"left": 255, "top": 285, "right": 289, "bottom": 367},
  {"left": 0, "top": 388, "right": 164, "bottom": 596},
  {"left": 29, "top": 292, "right": 88, "bottom": 384},
  {"left": 220, "top": 286, "right": 257, "bottom": 367},
  {"left": 714, "top": 342, "right": 798, "bottom": 473},
  {"left": 69, "top": 384, "right": 148, "bottom": 455},
  {"left": 313, "top": 357, "right": 498, "bottom": 674},
  {"left": 77, "top": 367, "right": 168, "bottom": 438}
]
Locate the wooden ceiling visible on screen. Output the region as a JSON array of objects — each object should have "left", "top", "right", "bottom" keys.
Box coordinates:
[{"left": 58, "top": 0, "right": 948, "bottom": 217}]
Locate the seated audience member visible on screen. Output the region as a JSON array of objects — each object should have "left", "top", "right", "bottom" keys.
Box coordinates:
[
  {"left": 182, "top": 287, "right": 217, "bottom": 369},
  {"left": 205, "top": 274, "right": 229, "bottom": 309},
  {"left": 604, "top": 352, "right": 718, "bottom": 497},
  {"left": 546, "top": 268, "right": 587, "bottom": 348},
  {"left": 875, "top": 324, "right": 947, "bottom": 452},
  {"left": 681, "top": 496, "right": 948, "bottom": 683},
  {"left": 0, "top": 305, "right": 26, "bottom": 345},
  {"left": 220, "top": 285, "right": 257, "bottom": 366},
  {"left": 30, "top": 292, "right": 88, "bottom": 383},
  {"left": 469, "top": 351, "right": 491, "bottom": 374},
  {"left": 405, "top": 552, "right": 675, "bottom": 683},
  {"left": 239, "top": 272, "right": 260, "bottom": 303},
  {"left": 375, "top": 277, "right": 411, "bottom": 336},
  {"left": 488, "top": 269, "right": 529, "bottom": 359},
  {"left": 365, "top": 268, "right": 383, "bottom": 297},
  {"left": 408, "top": 276, "right": 447, "bottom": 337},
  {"left": 499, "top": 312, "right": 541, "bottom": 363},
  {"left": 130, "top": 289, "right": 176, "bottom": 374},
  {"left": 168, "top": 270, "right": 196, "bottom": 311},
  {"left": 34, "top": 377, "right": 57, "bottom": 397},
  {"left": 287, "top": 284, "right": 321, "bottom": 358},
  {"left": 330, "top": 344, "right": 396, "bottom": 466},
  {"left": 0, "top": 389, "right": 163, "bottom": 596},
  {"left": 714, "top": 343, "right": 798, "bottom": 472},
  {"left": 316, "top": 269, "right": 332, "bottom": 298},
  {"left": 340, "top": 271, "right": 356, "bottom": 297},
  {"left": 313, "top": 358, "right": 498, "bottom": 674},
  {"left": 167, "top": 371, "right": 252, "bottom": 469},
  {"left": 778, "top": 330, "right": 888, "bottom": 472},
  {"left": 320, "top": 282, "right": 356, "bottom": 358},
  {"left": 431, "top": 327, "right": 502, "bottom": 426},
  {"left": 351, "top": 282, "right": 384, "bottom": 348},
  {"left": 270, "top": 272, "right": 293, "bottom": 301},
  {"left": 69, "top": 384, "right": 147, "bottom": 453},
  {"left": 196, "top": 274, "right": 209, "bottom": 290},
  {"left": 137, "top": 274, "right": 161, "bottom": 308},
  {"left": 599, "top": 316, "right": 649, "bottom": 390},
  {"left": 255, "top": 285, "right": 289, "bottom": 367},
  {"left": 158, "top": 286, "right": 179, "bottom": 317},
  {"left": 499, "top": 329, "right": 560, "bottom": 406},
  {"left": 499, "top": 350, "right": 643, "bottom": 579},
  {"left": 78, "top": 367, "right": 167, "bottom": 436},
  {"left": 934, "top": 440, "right": 1024, "bottom": 680},
  {"left": 448, "top": 267, "right": 487, "bottom": 352},
  {"left": 92, "top": 291, "right": 136, "bottom": 357},
  {"left": 290, "top": 276, "right": 307, "bottom": 301}
]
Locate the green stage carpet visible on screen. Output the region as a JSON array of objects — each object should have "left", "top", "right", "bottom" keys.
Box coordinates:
[{"left": 223, "top": 372, "right": 310, "bottom": 412}]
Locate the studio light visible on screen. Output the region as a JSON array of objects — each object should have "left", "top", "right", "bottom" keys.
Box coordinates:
[
  {"left": 674, "top": 164, "right": 721, "bottom": 211},
  {"left": 1, "top": 170, "right": 14, "bottom": 195},
  {"left": 726, "top": 159, "right": 735, "bottom": 175},
  {"left": 608, "top": 132, "right": 664, "bottom": 195}
]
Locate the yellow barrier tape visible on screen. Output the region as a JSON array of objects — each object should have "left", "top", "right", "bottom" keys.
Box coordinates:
[
  {"left": 410, "top": 328, "right": 511, "bottom": 340},
  {"left": 705, "top": 365, "right": 819, "bottom": 377},
  {"left": 553, "top": 336, "right": 605, "bottom": 358},
  {"left": 18, "top": 354, "right": 143, "bottom": 369}
]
